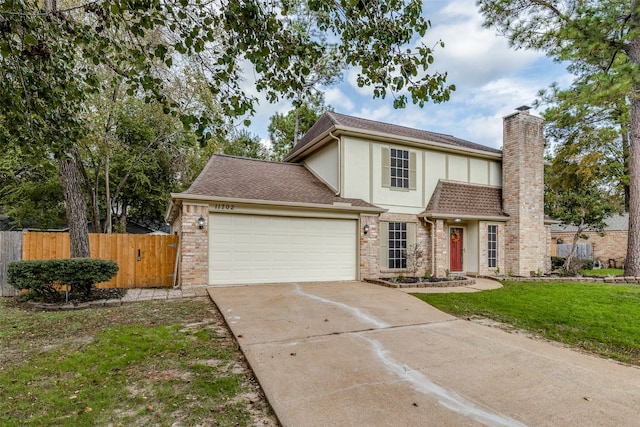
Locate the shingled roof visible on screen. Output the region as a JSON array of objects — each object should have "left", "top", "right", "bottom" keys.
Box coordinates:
[
  {"left": 286, "top": 112, "right": 502, "bottom": 161},
  {"left": 180, "top": 154, "right": 381, "bottom": 210},
  {"left": 420, "top": 180, "right": 508, "bottom": 219}
]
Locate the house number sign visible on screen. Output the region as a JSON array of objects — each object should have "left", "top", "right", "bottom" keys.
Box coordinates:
[{"left": 214, "top": 204, "right": 235, "bottom": 210}]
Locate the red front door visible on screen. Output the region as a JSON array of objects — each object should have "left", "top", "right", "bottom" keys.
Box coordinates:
[{"left": 450, "top": 228, "right": 463, "bottom": 272}]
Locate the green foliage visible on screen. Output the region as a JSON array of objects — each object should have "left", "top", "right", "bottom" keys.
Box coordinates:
[
  {"left": 477, "top": 0, "right": 640, "bottom": 275},
  {"left": 8, "top": 259, "right": 118, "bottom": 300},
  {"left": 545, "top": 140, "right": 618, "bottom": 273},
  {"left": 415, "top": 281, "right": 640, "bottom": 365},
  {"left": 0, "top": 144, "right": 66, "bottom": 230},
  {"left": 221, "top": 129, "right": 270, "bottom": 160},
  {"left": 268, "top": 95, "right": 331, "bottom": 160},
  {"left": 581, "top": 268, "right": 624, "bottom": 277}
]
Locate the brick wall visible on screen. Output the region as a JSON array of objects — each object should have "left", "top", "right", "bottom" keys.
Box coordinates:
[
  {"left": 362, "top": 212, "right": 431, "bottom": 279},
  {"left": 552, "top": 230, "right": 628, "bottom": 267},
  {"left": 477, "top": 222, "right": 506, "bottom": 276},
  {"left": 502, "top": 109, "right": 547, "bottom": 276},
  {"left": 360, "top": 214, "right": 380, "bottom": 279},
  {"left": 178, "top": 203, "right": 209, "bottom": 288}
]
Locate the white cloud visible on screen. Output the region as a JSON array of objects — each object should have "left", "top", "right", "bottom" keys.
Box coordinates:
[{"left": 324, "top": 87, "right": 355, "bottom": 111}]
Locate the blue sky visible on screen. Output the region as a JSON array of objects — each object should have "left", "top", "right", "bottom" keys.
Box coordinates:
[{"left": 243, "top": 0, "right": 572, "bottom": 150}]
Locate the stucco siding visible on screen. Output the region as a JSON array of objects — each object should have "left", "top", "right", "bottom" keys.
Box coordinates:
[
  {"left": 489, "top": 161, "right": 502, "bottom": 186},
  {"left": 304, "top": 140, "right": 339, "bottom": 192},
  {"left": 342, "top": 136, "right": 370, "bottom": 200},
  {"left": 469, "top": 158, "right": 489, "bottom": 185},
  {"left": 425, "top": 151, "right": 447, "bottom": 203},
  {"left": 465, "top": 222, "right": 479, "bottom": 274},
  {"left": 448, "top": 155, "right": 468, "bottom": 182}
]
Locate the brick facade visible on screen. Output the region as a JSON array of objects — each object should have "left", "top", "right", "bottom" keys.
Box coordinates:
[
  {"left": 502, "top": 110, "right": 547, "bottom": 276},
  {"left": 552, "top": 231, "right": 628, "bottom": 268},
  {"left": 178, "top": 203, "right": 209, "bottom": 288},
  {"left": 360, "top": 214, "right": 380, "bottom": 279}
]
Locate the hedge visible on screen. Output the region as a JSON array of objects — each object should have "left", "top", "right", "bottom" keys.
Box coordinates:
[{"left": 8, "top": 258, "right": 119, "bottom": 300}]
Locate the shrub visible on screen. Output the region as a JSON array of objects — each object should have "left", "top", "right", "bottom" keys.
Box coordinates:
[
  {"left": 8, "top": 258, "right": 119, "bottom": 301},
  {"left": 551, "top": 256, "right": 565, "bottom": 269}
]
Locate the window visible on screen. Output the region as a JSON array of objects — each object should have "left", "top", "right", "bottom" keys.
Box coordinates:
[
  {"left": 381, "top": 147, "right": 416, "bottom": 190},
  {"left": 388, "top": 222, "right": 407, "bottom": 269},
  {"left": 488, "top": 225, "right": 498, "bottom": 268},
  {"left": 390, "top": 148, "right": 409, "bottom": 188}
]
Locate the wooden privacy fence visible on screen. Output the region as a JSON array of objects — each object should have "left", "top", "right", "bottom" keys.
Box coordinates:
[
  {"left": 1, "top": 231, "right": 22, "bottom": 296},
  {"left": 21, "top": 232, "right": 179, "bottom": 289}
]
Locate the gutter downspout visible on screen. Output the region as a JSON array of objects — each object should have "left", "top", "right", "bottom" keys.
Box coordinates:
[
  {"left": 423, "top": 217, "right": 436, "bottom": 277},
  {"left": 329, "top": 131, "right": 341, "bottom": 195}
]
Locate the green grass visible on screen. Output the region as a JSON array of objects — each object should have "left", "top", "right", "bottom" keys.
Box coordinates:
[
  {"left": 581, "top": 268, "right": 624, "bottom": 277},
  {"left": 0, "top": 298, "right": 276, "bottom": 426},
  {"left": 413, "top": 281, "right": 640, "bottom": 365}
]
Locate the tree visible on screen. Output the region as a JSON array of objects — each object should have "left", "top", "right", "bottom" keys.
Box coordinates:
[
  {"left": 222, "top": 130, "right": 270, "bottom": 160},
  {"left": 1, "top": 0, "right": 454, "bottom": 256},
  {"left": 477, "top": 0, "right": 640, "bottom": 275},
  {"left": 268, "top": 95, "right": 331, "bottom": 161},
  {"left": 537, "top": 82, "right": 629, "bottom": 211},
  {"left": 545, "top": 147, "right": 618, "bottom": 274}
]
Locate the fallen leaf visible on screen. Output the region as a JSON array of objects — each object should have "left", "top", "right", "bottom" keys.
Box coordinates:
[
  {"left": 290, "top": 352, "right": 296, "bottom": 356},
  {"left": 83, "top": 407, "right": 92, "bottom": 413},
  {"left": 146, "top": 405, "right": 154, "bottom": 411},
  {"left": 583, "top": 397, "right": 592, "bottom": 401}
]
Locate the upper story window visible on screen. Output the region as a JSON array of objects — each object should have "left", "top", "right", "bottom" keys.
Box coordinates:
[
  {"left": 390, "top": 148, "right": 409, "bottom": 188},
  {"left": 381, "top": 147, "right": 417, "bottom": 190}
]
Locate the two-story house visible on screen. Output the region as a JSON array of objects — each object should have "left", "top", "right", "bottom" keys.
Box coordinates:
[{"left": 166, "top": 107, "right": 550, "bottom": 287}]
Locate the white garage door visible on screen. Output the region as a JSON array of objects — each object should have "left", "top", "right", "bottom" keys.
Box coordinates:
[{"left": 209, "top": 214, "right": 357, "bottom": 285}]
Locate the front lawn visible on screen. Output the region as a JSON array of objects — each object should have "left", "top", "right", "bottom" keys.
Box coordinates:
[
  {"left": 581, "top": 268, "right": 624, "bottom": 277},
  {"left": 413, "top": 281, "right": 640, "bottom": 365},
  {"left": 0, "top": 298, "right": 277, "bottom": 427}
]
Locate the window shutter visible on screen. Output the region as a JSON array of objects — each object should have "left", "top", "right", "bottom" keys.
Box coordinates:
[
  {"left": 407, "top": 222, "right": 417, "bottom": 248},
  {"left": 409, "top": 151, "right": 417, "bottom": 190},
  {"left": 382, "top": 147, "right": 390, "bottom": 188},
  {"left": 380, "top": 221, "right": 389, "bottom": 268}
]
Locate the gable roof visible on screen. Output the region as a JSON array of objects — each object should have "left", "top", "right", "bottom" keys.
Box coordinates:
[
  {"left": 551, "top": 213, "right": 628, "bottom": 232},
  {"left": 420, "top": 180, "right": 508, "bottom": 220},
  {"left": 176, "top": 154, "right": 382, "bottom": 211},
  {"left": 285, "top": 111, "right": 502, "bottom": 162}
]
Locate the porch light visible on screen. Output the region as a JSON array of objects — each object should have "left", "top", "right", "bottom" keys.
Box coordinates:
[
  {"left": 454, "top": 218, "right": 462, "bottom": 223},
  {"left": 197, "top": 216, "right": 206, "bottom": 229},
  {"left": 363, "top": 224, "right": 370, "bottom": 235}
]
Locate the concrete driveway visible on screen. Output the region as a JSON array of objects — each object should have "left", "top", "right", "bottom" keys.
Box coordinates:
[{"left": 208, "top": 281, "right": 640, "bottom": 426}]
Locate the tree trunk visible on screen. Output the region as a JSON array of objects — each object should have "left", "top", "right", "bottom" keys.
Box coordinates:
[
  {"left": 105, "top": 152, "right": 112, "bottom": 233},
  {"left": 73, "top": 149, "right": 100, "bottom": 233},
  {"left": 563, "top": 226, "right": 583, "bottom": 274},
  {"left": 625, "top": 29, "right": 640, "bottom": 276},
  {"left": 58, "top": 157, "right": 90, "bottom": 257},
  {"left": 622, "top": 129, "right": 631, "bottom": 212}
]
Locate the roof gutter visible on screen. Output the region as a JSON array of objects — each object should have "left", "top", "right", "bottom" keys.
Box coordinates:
[
  {"left": 329, "top": 130, "right": 341, "bottom": 196},
  {"left": 419, "top": 213, "right": 510, "bottom": 222},
  {"left": 169, "top": 193, "right": 387, "bottom": 214},
  {"left": 286, "top": 125, "right": 502, "bottom": 162}
]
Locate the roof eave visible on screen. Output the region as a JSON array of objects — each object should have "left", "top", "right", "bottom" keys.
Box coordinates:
[
  {"left": 285, "top": 125, "right": 502, "bottom": 162},
  {"left": 419, "top": 212, "right": 510, "bottom": 222},
  {"left": 170, "top": 193, "right": 387, "bottom": 214}
]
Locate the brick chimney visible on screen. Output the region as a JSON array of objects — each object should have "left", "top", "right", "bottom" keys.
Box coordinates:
[{"left": 502, "top": 106, "right": 547, "bottom": 276}]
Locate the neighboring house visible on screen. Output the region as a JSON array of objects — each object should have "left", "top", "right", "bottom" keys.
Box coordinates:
[
  {"left": 166, "top": 107, "right": 551, "bottom": 287},
  {"left": 551, "top": 213, "right": 628, "bottom": 268}
]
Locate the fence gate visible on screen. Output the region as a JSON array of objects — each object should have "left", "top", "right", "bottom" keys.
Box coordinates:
[
  {"left": 22, "top": 232, "right": 178, "bottom": 288},
  {"left": 0, "top": 231, "right": 22, "bottom": 296}
]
